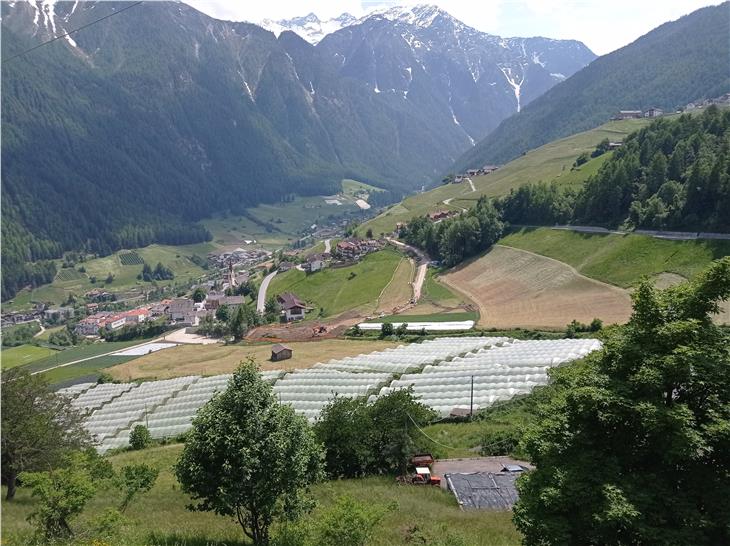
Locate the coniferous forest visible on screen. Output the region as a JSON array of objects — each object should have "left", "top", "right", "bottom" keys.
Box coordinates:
[{"left": 497, "top": 106, "right": 730, "bottom": 232}]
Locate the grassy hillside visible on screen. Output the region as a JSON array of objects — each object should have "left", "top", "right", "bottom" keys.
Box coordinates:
[
  {"left": 362, "top": 118, "right": 651, "bottom": 236},
  {"left": 1, "top": 443, "right": 520, "bottom": 545},
  {"left": 205, "top": 183, "right": 371, "bottom": 249},
  {"left": 501, "top": 228, "right": 730, "bottom": 288},
  {"left": 269, "top": 249, "right": 403, "bottom": 318},
  {"left": 6, "top": 242, "right": 215, "bottom": 312}
]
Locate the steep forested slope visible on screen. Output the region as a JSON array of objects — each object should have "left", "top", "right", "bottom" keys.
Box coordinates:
[
  {"left": 455, "top": 2, "right": 730, "bottom": 171},
  {"left": 498, "top": 106, "right": 730, "bottom": 232}
]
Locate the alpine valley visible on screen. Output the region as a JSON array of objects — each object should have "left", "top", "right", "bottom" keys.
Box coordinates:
[{"left": 1, "top": 1, "right": 594, "bottom": 300}]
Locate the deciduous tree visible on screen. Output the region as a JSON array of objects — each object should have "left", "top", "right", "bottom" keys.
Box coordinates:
[
  {"left": 514, "top": 257, "right": 730, "bottom": 545},
  {"left": 1, "top": 369, "right": 89, "bottom": 500},
  {"left": 175, "top": 360, "right": 324, "bottom": 545}
]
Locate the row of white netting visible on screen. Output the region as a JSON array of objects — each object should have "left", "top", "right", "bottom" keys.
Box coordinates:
[
  {"left": 273, "top": 368, "right": 393, "bottom": 422},
  {"left": 58, "top": 338, "right": 602, "bottom": 451},
  {"left": 310, "top": 337, "right": 510, "bottom": 374},
  {"left": 86, "top": 372, "right": 283, "bottom": 453},
  {"left": 375, "top": 338, "right": 602, "bottom": 416}
]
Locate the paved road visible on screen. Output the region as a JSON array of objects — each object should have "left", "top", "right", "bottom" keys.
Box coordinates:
[
  {"left": 324, "top": 238, "right": 331, "bottom": 253},
  {"left": 387, "top": 238, "right": 428, "bottom": 303},
  {"left": 513, "top": 224, "right": 730, "bottom": 241},
  {"left": 257, "top": 270, "right": 278, "bottom": 314},
  {"left": 31, "top": 336, "right": 166, "bottom": 376}
]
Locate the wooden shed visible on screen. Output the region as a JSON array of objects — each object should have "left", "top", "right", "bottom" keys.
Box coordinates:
[{"left": 270, "top": 343, "right": 293, "bottom": 362}]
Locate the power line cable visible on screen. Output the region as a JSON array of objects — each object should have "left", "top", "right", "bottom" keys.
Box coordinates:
[
  {"left": 406, "top": 412, "right": 520, "bottom": 453},
  {"left": 2, "top": 1, "right": 144, "bottom": 64}
]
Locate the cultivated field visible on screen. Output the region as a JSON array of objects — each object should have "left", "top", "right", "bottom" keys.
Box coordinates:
[
  {"left": 1, "top": 444, "right": 520, "bottom": 545},
  {"left": 0, "top": 344, "right": 57, "bottom": 370},
  {"left": 501, "top": 228, "right": 730, "bottom": 288},
  {"left": 362, "top": 118, "right": 653, "bottom": 235},
  {"left": 107, "top": 339, "right": 399, "bottom": 381},
  {"left": 375, "top": 257, "right": 414, "bottom": 313},
  {"left": 441, "top": 246, "right": 632, "bottom": 328}
]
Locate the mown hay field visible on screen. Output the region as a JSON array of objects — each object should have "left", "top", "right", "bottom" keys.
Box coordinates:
[
  {"left": 108, "top": 339, "right": 399, "bottom": 381},
  {"left": 441, "top": 246, "right": 632, "bottom": 329}
]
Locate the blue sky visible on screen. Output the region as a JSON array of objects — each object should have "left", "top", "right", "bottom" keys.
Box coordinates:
[{"left": 184, "top": 0, "right": 720, "bottom": 55}]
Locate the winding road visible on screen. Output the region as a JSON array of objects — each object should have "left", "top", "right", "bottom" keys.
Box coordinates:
[{"left": 257, "top": 270, "right": 278, "bottom": 314}]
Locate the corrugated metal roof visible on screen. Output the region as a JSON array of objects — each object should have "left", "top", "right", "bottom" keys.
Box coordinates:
[{"left": 445, "top": 472, "right": 520, "bottom": 510}]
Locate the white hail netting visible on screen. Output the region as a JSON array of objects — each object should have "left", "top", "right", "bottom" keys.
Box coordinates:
[
  {"left": 274, "top": 369, "right": 393, "bottom": 422},
  {"left": 311, "top": 337, "right": 509, "bottom": 374},
  {"left": 79, "top": 371, "right": 284, "bottom": 453},
  {"left": 63, "top": 338, "right": 603, "bottom": 451},
  {"left": 380, "top": 339, "right": 603, "bottom": 416}
]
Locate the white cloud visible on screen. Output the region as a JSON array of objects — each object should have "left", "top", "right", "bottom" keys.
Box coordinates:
[{"left": 182, "top": 0, "right": 720, "bottom": 55}]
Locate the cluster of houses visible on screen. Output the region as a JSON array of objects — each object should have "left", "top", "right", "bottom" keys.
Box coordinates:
[
  {"left": 613, "top": 107, "right": 664, "bottom": 120},
  {"left": 452, "top": 165, "right": 499, "bottom": 184},
  {"left": 75, "top": 307, "right": 151, "bottom": 336},
  {"left": 335, "top": 238, "right": 384, "bottom": 261},
  {"left": 279, "top": 254, "right": 328, "bottom": 274},
  {"left": 427, "top": 210, "right": 459, "bottom": 223},
  {"left": 163, "top": 291, "right": 246, "bottom": 327},
  {"left": 208, "top": 247, "right": 271, "bottom": 270},
  {"left": 685, "top": 93, "right": 730, "bottom": 111},
  {"left": 73, "top": 287, "right": 251, "bottom": 335},
  {"left": 1, "top": 304, "right": 46, "bottom": 328}
]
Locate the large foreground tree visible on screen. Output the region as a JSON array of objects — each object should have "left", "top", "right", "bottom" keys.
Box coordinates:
[
  {"left": 174, "top": 360, "right": 323, "bottom": 545},
  {"left": 1, "top": 368, "right": 89, "bottom": 500},
  {"left": 514, "top": 257, "right": 730, "bottom": 545}
]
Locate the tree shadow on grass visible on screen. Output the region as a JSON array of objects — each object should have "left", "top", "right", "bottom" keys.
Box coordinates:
[{"left": 147, "top": 532, "right": 249, "bottom": 546}]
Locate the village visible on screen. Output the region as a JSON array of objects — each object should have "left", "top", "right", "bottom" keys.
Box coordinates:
[{"left": 0, "top": 234, "right": 393, "bottom": 342}]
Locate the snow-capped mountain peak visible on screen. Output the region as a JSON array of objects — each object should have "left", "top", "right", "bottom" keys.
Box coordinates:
[{"left": 260, "top": 12, "right": 357, "bottom": 44}]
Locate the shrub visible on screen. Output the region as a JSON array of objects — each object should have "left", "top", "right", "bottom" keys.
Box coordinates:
[{"left": 128, "top": 425, "right": 152, "bottom": 450}]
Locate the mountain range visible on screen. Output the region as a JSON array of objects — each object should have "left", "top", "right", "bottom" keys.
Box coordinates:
[
  {"left": 2, "top": 1, "right": 727, "bottom": 302},
  {"left": 1, "top": 1, "right": 595, "bottom": 299}
]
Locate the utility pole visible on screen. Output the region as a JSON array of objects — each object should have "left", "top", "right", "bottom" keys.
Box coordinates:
[{"left": 470, "top": 375, "right": 474, "bottom": 420}]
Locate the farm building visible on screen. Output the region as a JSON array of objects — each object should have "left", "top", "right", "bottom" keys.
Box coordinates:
[
  {"left": 303, "top": 253, "right": 326, "bottom": 273},
  {"left": 271, "top": 343, "right": 293, "bottom": 362},
  {"left": 644, "top": 107, "right": 663, "bottom": 117},
  {"left": 428, "top": 210, "right": 454, "bottom": 222},
  {"left": 615, "top": 110, "right": 642, "bottom": 119},
  {"left": 279, "top": 261, "right": 294, "bottom": 272},
  {"left": 277, "top": 292, "right": 308, "bottom": 322}
]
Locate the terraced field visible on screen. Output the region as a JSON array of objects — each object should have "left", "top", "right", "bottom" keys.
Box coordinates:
[{"left": 441, "top": 245, "right": 632, "bottom": 328}]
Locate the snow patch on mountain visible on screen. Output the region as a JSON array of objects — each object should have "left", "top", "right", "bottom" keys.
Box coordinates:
[{"left": 498, "top": 65, "right": 525, "bottom": 112}]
